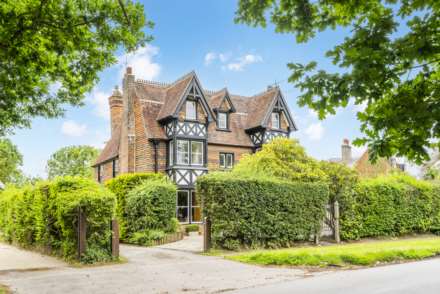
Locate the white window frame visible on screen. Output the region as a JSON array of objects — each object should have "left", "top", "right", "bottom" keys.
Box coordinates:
[
  {"left": 220, "top": 152, "right": 234, "bottom": 169},
  {"left": 217, "top": 112, "right": 228, "bottom": 129},
  {"left": 186, "top": 100, "right": 197, "bottom": 120},
  {"left": 176, "top": 140, "right": 189, "bottom": 165},
  {"left": 169, "top": 141, "right": 174, "bottom": 166},
  {"left": 272, "top": 112, "right": 280, "bottom": 129},
  {"left": 191, "top": 141, "right": 204, "bottom": 166}
]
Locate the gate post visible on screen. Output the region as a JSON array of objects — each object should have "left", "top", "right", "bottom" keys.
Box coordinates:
[
  {"left": 203, "top": 217, "right": 211, "bottom": 252},
  {"left": 77, "top": 207, "right": 87, "bottom": 261},
  {"left": 334, "top": 201, "right": 341, "bottom": 243},
  {"left": 111, "top": 219, "right": 120, "bottom": 258}
]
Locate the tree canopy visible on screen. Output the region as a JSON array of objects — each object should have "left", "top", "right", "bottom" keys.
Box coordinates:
[
  {"left": 235, "top": 0, "right": 440, "bottom": 163},
  {"left": 46, "top": 145, "right": 99, "bottom": 179},
  {"left": 0, "top": 0, "right": 152, "bottom": 135},
  {"left": 0, "top": 138, "right": 23, "bottom": 184}
]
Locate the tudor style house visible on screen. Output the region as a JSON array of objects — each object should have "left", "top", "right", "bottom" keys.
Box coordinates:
[{"left": 93, "top": 67, "right": 296, "bottom": 223}]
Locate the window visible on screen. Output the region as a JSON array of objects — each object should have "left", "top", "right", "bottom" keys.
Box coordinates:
[
  {"left": 217, "top": 112, "right": 228, "bottom": 129},
  {"left": 169, "top": 141, "right": 174, "bottom": 166},
  {"left": 271, "top": 112, "right": 280, "bottom": 129},
  {"left": 112, "top": 159, "right": 119, "bottom": 178},
  {"left": 176, "top": 140, "right": 189, "bottom": 165},
  {"left": 177, "top": 190, "right": 189, "bottom": 223},
  {"left": 176, "top": 139, "right": 204, "bottom": 166},
  {"left": 186, "top": 100, "right": 197, "bottom": 120},
  {"left": 97, "top": 165, "right": 104, "bottom": 183},
  {"left": 191, "top": 141, "right": 203, "bottom": 166},
  {"left": 219, "top": 153, "right": 234, "bottom": 169}
]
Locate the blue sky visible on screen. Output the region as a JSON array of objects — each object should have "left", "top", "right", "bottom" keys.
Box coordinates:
[{"left": 11, "top": 0, "right": 377, "bottom": 178}]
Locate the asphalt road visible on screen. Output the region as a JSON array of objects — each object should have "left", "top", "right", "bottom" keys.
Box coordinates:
[{"left": 232, "top": 258, "right": 440, "bottom": 294}]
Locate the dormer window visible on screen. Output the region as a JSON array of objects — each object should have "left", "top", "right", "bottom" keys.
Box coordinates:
[
  {"left": 271, "top": 112, "right": 280, "bottom": 129},
  {"left": 217, "top": 112, "right": 228, "bottom": 130},
  {"left": 186, "top": 100, "right": 197, "bottom": 120}
]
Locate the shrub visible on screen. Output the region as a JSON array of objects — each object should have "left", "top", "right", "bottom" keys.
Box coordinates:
[
  {"left": 125, "top": 179, "right": 177, "bottom": 238},
  {"left": 128, "top": 230, "right": 166, "bottom": 246},
  {"left": 0, "top": 177, "right": 116, "bottom": 262},
  {"left": 197, "top": 173, "right": 329, "bottom": 250},
  {"left": 184, "top": 224, "right": 199, "bottom": 233},
  {"left": 340, "top": 174, "right": 440, "bottom": 240},
  {"left": 105, "top": 173, "right": 166, "bottom": 240}
]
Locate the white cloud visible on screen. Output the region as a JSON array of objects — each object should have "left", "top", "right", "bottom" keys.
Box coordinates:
[
  {"left": 89, "top": 90, "right": 111, "bottom": 120},
  {"left": 305, "top": 122, "right": 324, "bottom": 141},
  {"left": 204, "top": 52, "right": 217, "bottom": 65},
  {"left": 118, "top": 44, "right": 161, "bottom": 80},
  {"left": 61, "top": 120, "right": 87, "bottom": 137},
  {"left": 218, "top": 53, "right": 229, "bottom": 63},
  {"left": 226, "top": 54, "right": 263, "bottom": 71}
]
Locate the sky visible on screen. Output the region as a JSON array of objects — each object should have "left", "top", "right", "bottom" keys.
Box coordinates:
[{"left": 9, "top": 0, "right": 416, "bottom": 178}]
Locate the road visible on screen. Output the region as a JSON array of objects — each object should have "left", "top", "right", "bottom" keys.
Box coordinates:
[{"left": 232, "top": 258, "right": 440, "bottom": 294}]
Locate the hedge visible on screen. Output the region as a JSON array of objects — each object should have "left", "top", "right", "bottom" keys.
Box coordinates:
[
  {"left": 105, "top": 173, "right": 166, "bottom": 240},
  {"left": 340, "top": 175, "right": 440, "bottom": 240},
  {"left": 126, "top": 179, "right": 178, "bottom": 243},
  {"left": 197, "top": 173, "right": 329, "bottom": 250},
  {"left": 0, "top": 177, "right": 116, "bottom": 263}
]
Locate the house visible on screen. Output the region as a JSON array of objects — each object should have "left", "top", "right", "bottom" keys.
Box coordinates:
[
  {"left": 93, "top": 67, "right": 297, "bottom": 223},
  {"left": 330, "top": 139, "right": 405, "bottom": 177}
]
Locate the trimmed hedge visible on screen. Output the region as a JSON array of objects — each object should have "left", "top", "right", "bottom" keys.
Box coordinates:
[
  {"left": 125, "top": 179, "right": 178, "bottom": 239},
  {"left": 340, "top": 175, "right": 440, "bottom": 240},
  {"left": 197, "top": 173, "right": 329, "bottom": 250},
  {"left": 105, "top": 173, "right": 166, "bottom": 240},
  {"left": 0, "top": 177, "right": 116, "bottom": 262}
]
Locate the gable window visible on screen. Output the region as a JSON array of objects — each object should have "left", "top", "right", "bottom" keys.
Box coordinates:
[
  {"left": 186, "top": 100, "right": 197, "bottom": 120},
  {"left": 219, "top": 153, "right": 234, "bottom": 169},
  {"left": 217, "top": 112, "right": 228, "bottom": 129},
  {"left": 271, "top": 112, "right": 280, "bottom": 129}
]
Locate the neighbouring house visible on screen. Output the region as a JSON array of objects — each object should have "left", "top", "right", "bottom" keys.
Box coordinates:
[
  {"left": 93, "top": 67, "right": 297, "bottom": 223},
  {"left": 330, "top": 139, "right": 405, "bottom": 177}
]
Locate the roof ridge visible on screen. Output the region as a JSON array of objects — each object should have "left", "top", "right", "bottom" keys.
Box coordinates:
[
  {"left": 167, "top": 71, "right": 195, "bottom": 88},
  {"left": 136, "top": 79, "right": 170, "bottom": 88},
  {"left": 251, "top": 86, "right": 279, "bottom": 98}
]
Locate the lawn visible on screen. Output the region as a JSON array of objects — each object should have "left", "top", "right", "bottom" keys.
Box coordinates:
[{"left": 227, "top": 237, "right": 440, "bottom": 267}]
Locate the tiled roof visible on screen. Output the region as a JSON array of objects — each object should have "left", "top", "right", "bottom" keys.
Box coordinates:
[
  {"left": 93, "top": 126, "right": 121, "bottom": 166},
  {"left": 245, "top": 87, "right": 279, "bottom": 130}
]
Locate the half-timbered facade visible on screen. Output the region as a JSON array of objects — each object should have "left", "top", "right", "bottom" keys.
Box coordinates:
[{"left": 93, "top": 67, "right": 297, "bottom": 223}]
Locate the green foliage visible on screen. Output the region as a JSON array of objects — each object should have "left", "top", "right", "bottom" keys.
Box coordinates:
[
  {"left": 0, "top": 0, "right": 152, "bottom": 135},
  {"left": 105, "top": 172, "right": 166, "bottom": 240},
  {"left": 184, "top": 224, "right": 199, "bottom": 233},
  {"left": 125, "top": 180, "right": 177, "bottom": 238},
  {"left": 197, "top": 172, "right": 329, "bottom": 250},
  {"left": 128, "top": 230, "right": 166, "bottom": 246},
  {"left": 319, "top": 161, "right": 359, "bottom": 203},
  {"left": 233, "top": 137, "right": 328, "bottom": 182},
  {"left": 228, "top": 237, "right": 440, "bottom": 267},
  {"left": 235, "top": 0, "right": 440, "bottom": 163},
  {"left": 340, "top": 174, "right": 440, "bottom": 240},
  {"left": 0, "top": 138, "right": 23, "bottom": 184},
  {"left": 0, "top": 177, "right": 116, "bottom": 263},
  {"left": 46, "top": 145, "right": 99, "bottom": 179}
]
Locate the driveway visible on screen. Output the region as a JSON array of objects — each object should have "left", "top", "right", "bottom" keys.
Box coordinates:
[{"left": 0, "top": 236, "right": 304, "bottom": 294}]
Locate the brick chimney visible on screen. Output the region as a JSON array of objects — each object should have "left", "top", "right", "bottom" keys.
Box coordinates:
[
  {"left": 341, "top": 138, "right": 352, "bottom": 164},
  {"left": 109, "top": 86, "right": 123, "bottom": 136}
]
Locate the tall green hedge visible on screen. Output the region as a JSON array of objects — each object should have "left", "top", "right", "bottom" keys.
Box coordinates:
[
  {"left": 105, "top": 173, "right": 166, "bottom": 240},
  {"left": 340, "top": 175, "right": 440, "bottom": 240},
  {"left": 197, "top": 173, "right": 329, "bottom": 250},
  {"left": 126, "top": 180, "right": 178, "bottom": 244},
  {"left": 0, "top": 177, "right": 116, "bottom": 262}
]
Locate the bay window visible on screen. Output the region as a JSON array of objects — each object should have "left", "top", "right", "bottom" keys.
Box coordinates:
[
  {"left": 175, "top": 139, "right": 204, "bottom": 166},
  {"left": 191, "top": 141, "right": 203, "bottom": 165},
  {"left": 176, "top": 140, "right": 189, "bottom": 165}
]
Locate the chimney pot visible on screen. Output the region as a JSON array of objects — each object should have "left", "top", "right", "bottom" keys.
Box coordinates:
[{"left": 126, "top": 67, "right": 132, "bottom": 74}]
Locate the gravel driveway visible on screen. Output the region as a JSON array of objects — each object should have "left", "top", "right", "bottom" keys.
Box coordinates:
[{"left": 0, "top": 236, "right": 304, "bottom": 294}]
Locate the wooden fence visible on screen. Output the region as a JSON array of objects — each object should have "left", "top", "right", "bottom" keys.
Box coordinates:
[{"left": 149, "top": 231, "right": 184, "bottom": 246}]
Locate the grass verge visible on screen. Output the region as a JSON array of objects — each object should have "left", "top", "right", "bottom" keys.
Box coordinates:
[
  {"left": 227, "top": 237, "right": 440, "bottom": 267},
  {"left": 0, "top": 284, "right": 11, "bottom": 294}
]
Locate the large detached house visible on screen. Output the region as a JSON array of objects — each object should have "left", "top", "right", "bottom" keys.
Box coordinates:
[{"left": 93, "top": 67, "right": 297, "bottom": 223}]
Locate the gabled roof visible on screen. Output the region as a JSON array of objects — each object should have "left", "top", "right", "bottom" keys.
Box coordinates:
[
  {"left": 93, "top": 126, "right": 121, "bottom": 166},
  {"left": 245, "top": 87, "right": 279, "bottom": 130},
  {"left": 208, "top": 88, "right": 236, "bottom": 113}
]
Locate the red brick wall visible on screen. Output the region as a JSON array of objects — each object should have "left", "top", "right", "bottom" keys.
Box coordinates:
[{"left": 207, "top": 144, "right": 253, "bottom": 170}]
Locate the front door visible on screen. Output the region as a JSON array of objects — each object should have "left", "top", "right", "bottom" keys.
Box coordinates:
[{"left": 176, "top": 189, "right": 201, "bottom": 223}]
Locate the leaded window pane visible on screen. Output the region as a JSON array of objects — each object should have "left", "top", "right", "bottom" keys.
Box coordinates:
[
  {"left": 177, "top": 140, "right": 189, "bottom": 165},
  {"left": 226, "top": 154, "right": 234, "bottom": 168},
  {"left": 191, "top": 141, "right": 203, "bottom": 165},
  {"left": 272, "top": 112, "right": 280, "bottom": 129},
  {"left": 186, "top": 100, "right": 196, "bottom": 120},
  {"left": 219, "top": 153, "right": 225, "bottom": 168},
  {"left": 169, "top": 141, "right": 174, "bottom": 166},
  {"left": 217, "top": 112, "right": 227, "bottom": 129}
]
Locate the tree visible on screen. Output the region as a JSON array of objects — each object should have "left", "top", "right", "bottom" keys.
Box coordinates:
[
  {"left": 235, "top": 0, "right": 440, "bottom": 163},
  {"left": 46, "top": 145, "right": 99, "bottom": 179},
  {"left": 0, "top": 138, "right": 23, "bottom": 184},
  {"left": 0, "top": 0, "right": 152, "bottom": 135}
]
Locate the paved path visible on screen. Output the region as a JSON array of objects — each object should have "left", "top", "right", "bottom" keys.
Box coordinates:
[
  {"left": 0, "top": 237, "right": 303, "bottom": 294},
  {"left": 0, "top": 243, "right": 66, "bottom": 272},
  {"left": 231, "top": 258, "right": 440, "bottom": 294}
]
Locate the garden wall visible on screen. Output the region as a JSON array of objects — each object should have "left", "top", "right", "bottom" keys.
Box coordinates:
[
  {"left": 0, "top": 177, "right": 116, "bottom": 263},
  {"left": 197, "top": 173, "right": 329, "bottom": 250}
]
